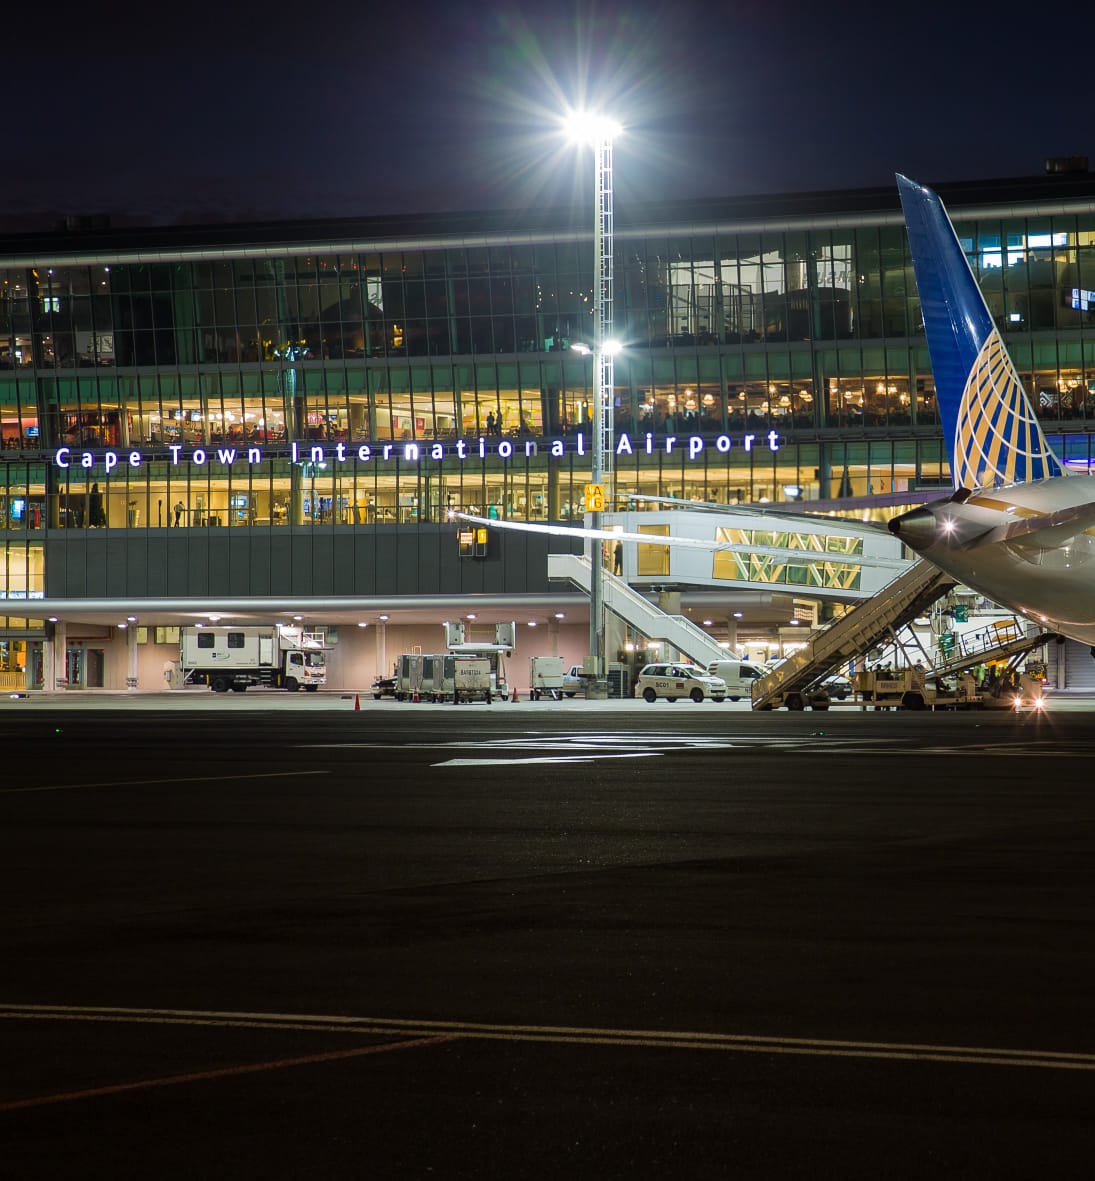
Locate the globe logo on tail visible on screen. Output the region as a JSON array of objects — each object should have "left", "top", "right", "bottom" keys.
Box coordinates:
[{"left": 953, "top": 330, "right": 1065, "bottom": 490}]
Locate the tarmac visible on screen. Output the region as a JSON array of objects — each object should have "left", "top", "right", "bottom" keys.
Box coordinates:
[{"left": 2, "top": 688, "right": 1093, "bottom": 711}]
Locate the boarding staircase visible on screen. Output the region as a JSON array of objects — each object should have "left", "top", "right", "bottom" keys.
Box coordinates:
[
  {"left": 919, "top": 618, "right": 1054, "bottom": 683},
  {"left": 547, "top": 552, "right": 727, "bottom": 669},
  {"left": 750, "top": 558, "right": 958, "bottom": 710}
]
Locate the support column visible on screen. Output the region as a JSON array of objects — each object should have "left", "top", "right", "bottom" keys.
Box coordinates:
[
  {"left": 376, "top": 620, "right": 389, "bottom": 682},
  {"left": 126, "top": 625, "right": 139, "bottom": 691},
  {"left": 725, "top": 616, "right": 738, "bottom": 653},
  {"left": 52, "top": 621, "right": 67, "bottom": 690}
]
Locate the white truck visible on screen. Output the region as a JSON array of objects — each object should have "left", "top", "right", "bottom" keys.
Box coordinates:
[{"left": 169, "top": 625, "right": 327, "bottom": 693}]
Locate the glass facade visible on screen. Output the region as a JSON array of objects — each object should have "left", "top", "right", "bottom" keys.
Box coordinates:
[{"left": 1, "top": 179, "right": 1094, "bottom": 600}]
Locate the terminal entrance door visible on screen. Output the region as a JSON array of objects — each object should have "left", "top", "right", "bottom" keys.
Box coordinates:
[{"left": 65, "top": 647, "right": 105, "bottom": 688}]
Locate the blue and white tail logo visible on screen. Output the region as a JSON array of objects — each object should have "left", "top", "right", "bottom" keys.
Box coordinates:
[{"left": 896, "top": 174, "right": 1066, "bottom": 491}]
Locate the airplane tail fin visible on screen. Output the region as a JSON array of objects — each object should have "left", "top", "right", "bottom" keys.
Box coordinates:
[{"left": 896, "top": 174, "right": 1065, "bottom": 490}]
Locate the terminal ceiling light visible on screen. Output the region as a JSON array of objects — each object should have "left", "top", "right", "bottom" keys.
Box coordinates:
[
  {"left": 733, "top": 612, "right": 743, "bottom": 619},
  {"left": 357, "top": 622, "right": 368, "bottom": 628},
  {"left": 378, "top": 614, "right": 389, "bottom": 622},
  {"left": 554, "top": 612, "right": 565, "bottom": 619}
]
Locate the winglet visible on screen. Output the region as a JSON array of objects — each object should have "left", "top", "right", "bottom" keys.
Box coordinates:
[{"left": 896, "top": 174, "right": 1065, "bottom": 489}]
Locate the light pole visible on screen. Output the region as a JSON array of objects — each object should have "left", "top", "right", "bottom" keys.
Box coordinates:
[{"left": 567, "top": 111, "right": 620, "bottom": 693}]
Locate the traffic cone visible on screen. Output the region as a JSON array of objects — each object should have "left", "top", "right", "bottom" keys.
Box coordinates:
[
  {"left": 354, "top": 693, "right": 360, "bottom": 711},
  {"left": 412, "top": 688, "right": 420, "bottom": 703},
  {"left": 511, "top": 684, "right": 519, "bottom": 702}
]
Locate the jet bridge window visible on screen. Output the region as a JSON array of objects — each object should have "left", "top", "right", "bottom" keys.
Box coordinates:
[
  {"left": 197, "top": 633, "right": 215, "bottom": 649},
  {"left": 227, "top": 632, "right": 245, "bottom": 648}
]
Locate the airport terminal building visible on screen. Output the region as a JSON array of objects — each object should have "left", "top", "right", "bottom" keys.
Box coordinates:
[{"left": 2, "top": 164, "right": 1094, "bottom": 692}]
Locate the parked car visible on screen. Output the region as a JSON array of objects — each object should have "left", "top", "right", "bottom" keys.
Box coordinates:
[
  {"left": 635, "top": 663, "right": 727, "bottom": 703},
  {"left": 561, "top": 664, "right": 585, "bottom": 697},
  {"left": 821, "top": 673, "right": 852, "bottom": 700}
]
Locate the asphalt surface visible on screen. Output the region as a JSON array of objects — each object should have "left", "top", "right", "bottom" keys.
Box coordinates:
[{"left": 2, "top": 700, "right": 1094, "bottom": 1178}]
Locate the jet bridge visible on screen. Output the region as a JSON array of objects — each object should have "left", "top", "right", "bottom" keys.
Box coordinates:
[{"left": 750, "top": 559, "right": 958, "bottom": 710}]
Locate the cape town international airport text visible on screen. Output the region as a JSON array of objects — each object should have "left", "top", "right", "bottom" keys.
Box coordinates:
[{"left": 3, "top": 162, "right": 1095, "bottom": 693}]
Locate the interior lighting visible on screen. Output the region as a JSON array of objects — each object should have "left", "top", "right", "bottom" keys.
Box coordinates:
[{"left": 378, "top": 614, "right": 389, "bottom": 622}]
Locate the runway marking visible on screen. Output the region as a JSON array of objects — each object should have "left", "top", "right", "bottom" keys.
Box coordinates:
[
  {"left": 3, "top": 1003, "right": 1094, "bottom": 1075},
  {"left": 438, "top": 752, "right": 658, "bottom": 767},
  {"left": 0, "top": 1033, "right": 454, "bottom": 1112},
  {"left": 0, "top": 770, "right": 331, "bottom": 795}
]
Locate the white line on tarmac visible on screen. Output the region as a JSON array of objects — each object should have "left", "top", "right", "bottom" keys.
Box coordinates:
[
  {"left": 0, "top": 770, "right": 331, "bottom": 795},
  {"left": 437, "top": 753, "right": 660, "bottom": 767},
  {"left": 2, "top": 1002, "right": 1093, "bottom": 1073}
]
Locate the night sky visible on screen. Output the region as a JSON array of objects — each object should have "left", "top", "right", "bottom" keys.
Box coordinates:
[{"left": 5, "top": 0, "right": 1090, "bottom": 230}]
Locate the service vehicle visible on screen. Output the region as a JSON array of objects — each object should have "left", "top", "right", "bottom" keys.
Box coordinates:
[
  {"left": 706, "top": 659, "right": 768, "bottom": 701},
  {"left": 169, "top": 625, "right": 327, "bottom": 693},
  {"left": 528, "top": 656, "right": 565, "bottom": 700},
  {"left": 636, "top": 663, "right": 727, "bottom": 703},
  {"left": 395, "top": 652, "right": 494, "bottom": 703},
  {"left": 853, "top": 667, "right": 982, "bottom": 711}
]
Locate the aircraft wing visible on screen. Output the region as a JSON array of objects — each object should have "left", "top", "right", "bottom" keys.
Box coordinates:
[
  {"left": 620, "top": 492, "right": 894, "bottom": 532},
  {"left": 454, "top": 512, "right": 907, "bottom": 570},
  {"left": 966, "top": 499, "right": 1095, "bottom": 549},
  {"left": 452, "top": 512, "right": 738, "bottom": 551}
]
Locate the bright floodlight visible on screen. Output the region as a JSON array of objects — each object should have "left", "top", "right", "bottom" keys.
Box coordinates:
[{"left": 564, "top": 110, "right": 622, "bottom": 145}]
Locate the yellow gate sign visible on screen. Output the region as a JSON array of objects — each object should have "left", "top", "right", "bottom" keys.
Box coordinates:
[{"left": 584, "top": 483, "right": 605, "bottom": 512}]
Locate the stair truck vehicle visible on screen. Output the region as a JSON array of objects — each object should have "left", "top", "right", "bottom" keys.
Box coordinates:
[{"left": 170, "top": 625, "right": 327, "bottom": 693}]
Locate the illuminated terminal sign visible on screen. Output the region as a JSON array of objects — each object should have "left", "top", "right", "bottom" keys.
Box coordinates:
[{"left": 52, "top": 430, "right": 780, "bottom": 472}]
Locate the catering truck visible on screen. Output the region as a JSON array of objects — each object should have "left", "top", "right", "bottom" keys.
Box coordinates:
[{"left": 168, "top": 625, "right": 328, "bottom": 693}]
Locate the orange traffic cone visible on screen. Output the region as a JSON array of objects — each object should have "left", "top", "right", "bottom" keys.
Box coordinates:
[
  {"left": 354, "top": 693, "right": 360, "bottom": 711},
  {"left": 511, "top": 684, "right": 519, "bottom": 702},
  {"left": 412, "top": 688, "right": 420, "bottom": 703}
]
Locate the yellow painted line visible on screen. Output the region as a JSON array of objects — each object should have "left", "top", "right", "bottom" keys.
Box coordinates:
[
  {"left": 0, "top": 1034, "right": 454, "bottom": 1112},
  {"left": 0, "top": 770, "right": 330, "bottom": 795},
  {"left": 2, "top": 1003, "right": 1093, "bottom": 1074}
]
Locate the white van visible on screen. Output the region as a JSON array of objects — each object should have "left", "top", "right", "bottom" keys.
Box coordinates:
[
  {"left": 636, "top": 663, "right": 727, "bottom": 703},
  {"left": 706, "top": 659, "right": 768, "bottom": 701}
]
